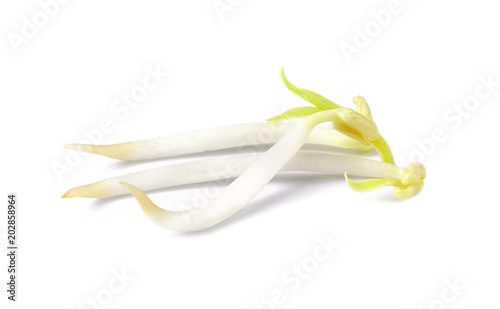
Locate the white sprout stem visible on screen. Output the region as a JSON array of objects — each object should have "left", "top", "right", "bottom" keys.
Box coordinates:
[
  {"left": 63, "top": 152, "right": 403, "bottom": 199},
  {"left": 118, "top": 110, "right": 380, "bottom": 232},
  {"left": 64, "top": 122, "right": 367, "bottom": 160}
]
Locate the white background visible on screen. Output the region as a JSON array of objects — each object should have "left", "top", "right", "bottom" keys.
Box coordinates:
[{"left": 1, "top": 0, "right": 499, "bottom": 308}]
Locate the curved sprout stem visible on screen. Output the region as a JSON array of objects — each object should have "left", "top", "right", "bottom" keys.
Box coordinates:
[{"left": 118, "top": 110, "right": 349, "bottom": 232}]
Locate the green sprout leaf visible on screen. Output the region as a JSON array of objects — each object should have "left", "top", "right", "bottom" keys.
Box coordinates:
[
  {"left": 269, "top": 68, "right": 397, "bottom": 164},
  {"left": 266, "top": 106, "right": 322, "bottom": 122},
  {"left": 344, "top": 163, "right": 426, "bottom": 200},
  {"left": 344, "top": 173, "right": 398, "bottom": 192},
  {"left": 281, "top": 67, "right": 341, "bottom": 110}
]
